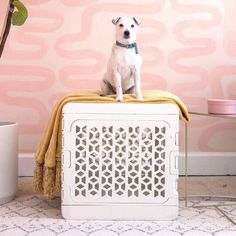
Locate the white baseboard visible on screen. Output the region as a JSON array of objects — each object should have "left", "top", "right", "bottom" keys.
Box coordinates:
[
  {"left": 18, "top": 153, "right": 35, "bottom": 177},
  {"left": 18, "top": 152, "right": 236, "bottom": 177},
  {"left": 179, "top": 152, "right": 236, "bottom": 175}
]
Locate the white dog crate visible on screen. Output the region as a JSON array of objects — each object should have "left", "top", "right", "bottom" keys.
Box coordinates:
[{"left": 62, "top": 103, "right": 179, "bottom": 220}]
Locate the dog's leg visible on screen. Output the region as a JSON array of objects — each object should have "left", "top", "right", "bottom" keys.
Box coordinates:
[
  {"left": 133, "top": 70, "right": 143, "bottom": 100},
  {"left": 100, "top": 79, "right": 109, "bottom": 96},
  {"left": 100, "top": 79, "right": 115, "bottom": 96},
  {"left": 114, "top": 71, "right": 123, "bottom": 101}
]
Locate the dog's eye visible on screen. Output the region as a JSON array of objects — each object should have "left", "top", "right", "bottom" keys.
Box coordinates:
[
  {"left": 131, "top": 24, "right": 135, "bottom": 28},
  {"left": 119, "top": 24, "right": 123, "bottom": 27}
]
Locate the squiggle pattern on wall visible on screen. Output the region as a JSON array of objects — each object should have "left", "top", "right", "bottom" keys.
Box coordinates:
[{"left": 0, "top": 0, "right": 236, "bottom": 152}]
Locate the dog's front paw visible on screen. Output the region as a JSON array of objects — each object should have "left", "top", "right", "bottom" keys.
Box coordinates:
[
  {"left": 136, "top": 95, "right": 143, "bottom": 101},
  {"left": 116, "top": 95, "right": 124, "bottom": 102}
]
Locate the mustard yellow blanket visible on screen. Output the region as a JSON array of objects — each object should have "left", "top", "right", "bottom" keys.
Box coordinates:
[{"left": 33, "top": 90, "right": 190, "bottom": 199}]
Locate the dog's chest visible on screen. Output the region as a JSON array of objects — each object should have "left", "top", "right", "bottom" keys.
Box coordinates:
[{"left": 112, "top": 46, "right": 141, "bottom": 71}]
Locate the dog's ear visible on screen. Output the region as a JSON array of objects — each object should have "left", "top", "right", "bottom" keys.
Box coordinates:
[
  {"left": 112, "top": 17, "right": 121, "bottom": 25},
  {"left": 133, "top": 17, "right": 141, "bottom": 26}
]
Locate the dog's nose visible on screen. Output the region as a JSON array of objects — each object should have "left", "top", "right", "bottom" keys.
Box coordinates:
[{"left": 124, "top": 30, "right": 130, "bottom": 37}]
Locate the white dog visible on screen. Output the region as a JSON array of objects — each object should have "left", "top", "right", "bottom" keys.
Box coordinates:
[{"left": 101, "top": 16, "right": 143, "bottom": 101}]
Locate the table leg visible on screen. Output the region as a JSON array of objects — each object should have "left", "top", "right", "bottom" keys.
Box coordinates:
[{"left": 185, "top": 122, "right": 188, "bottom": 207}]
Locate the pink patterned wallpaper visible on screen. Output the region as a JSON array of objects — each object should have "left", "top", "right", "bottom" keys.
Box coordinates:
[{"left": 0, "top": 0, "right": 236, "bottom": 153}]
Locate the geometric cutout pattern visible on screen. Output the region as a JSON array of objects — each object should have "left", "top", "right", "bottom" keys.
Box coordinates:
[{"left": 73, "top": 122, "right": 169, "bottom": 203}]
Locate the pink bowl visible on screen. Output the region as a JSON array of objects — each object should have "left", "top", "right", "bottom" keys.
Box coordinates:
[{"left": 208, "top": 99, "right": 236, "bottom": 114}]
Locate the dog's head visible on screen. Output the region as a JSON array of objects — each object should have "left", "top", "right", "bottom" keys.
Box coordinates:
[{"left": 112, "top": 16, "right": 141, "bottom": 44}]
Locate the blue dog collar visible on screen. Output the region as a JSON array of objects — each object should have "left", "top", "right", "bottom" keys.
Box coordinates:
[{"left": 116, "top": 40, "right": 139, "bottom": 54}]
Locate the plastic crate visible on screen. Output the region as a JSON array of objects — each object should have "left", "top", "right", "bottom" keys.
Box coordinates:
[{"left": 62, "top": 103, "right": 179, "bottom": 220}]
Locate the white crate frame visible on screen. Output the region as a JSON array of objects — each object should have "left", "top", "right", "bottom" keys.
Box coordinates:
[{"left": 62, "top": 103, "right": 179, "bottom": 220}]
